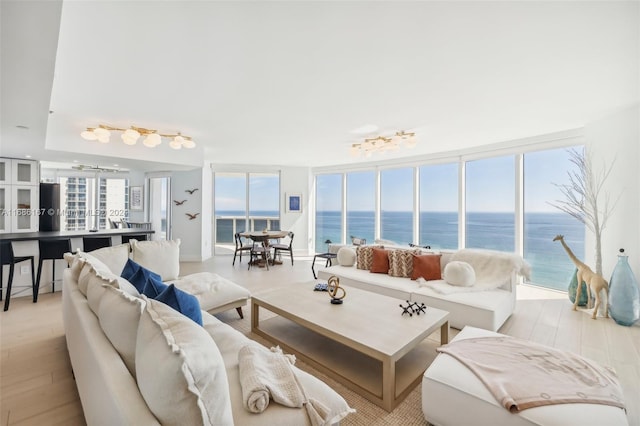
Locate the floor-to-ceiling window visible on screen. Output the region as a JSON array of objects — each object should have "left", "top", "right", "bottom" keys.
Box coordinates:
[
  {"left": 99, "top": 177, "right": 129, "bottom": 230},
  {"left": 524, "top": 148, "right": 585, "bottom": 290},
  {"left": 419, "top": 163, "right": 458, "bottom": 249},
  {"left": 465, "top": 155, "right": 516, "bottom": 251},
  {"left": 380, "top": 167, "right": 414, "bottom": 245},
  {"left": 346, "top": 171, "right": 375, "bottom": 245},
  {"left": 214, "top": 172, "right": 280, "bottom": 253},
  {"left": 315, "top": 174, "right": 342, "bottom": 251},
  {"left": 313, "top": 141, "right": 586, "bottom": 291},
  {"left": 249, "top": 173, "right": 280, "bottom": 232}
]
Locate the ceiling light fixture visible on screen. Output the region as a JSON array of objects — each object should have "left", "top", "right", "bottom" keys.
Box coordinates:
[
  {"left": 350, "top": 130, "right": 416, "bottom": 158},
  {"left": 80, "top": 124, "right": 195, "bottom": 149}
]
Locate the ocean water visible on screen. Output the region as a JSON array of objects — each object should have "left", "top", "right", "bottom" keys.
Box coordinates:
[
  {"left": 316, "top": 211, "right": 584, "bottom": 291},
  {"left": 216, "top": 210, "right": 584, "bottom": 291}
]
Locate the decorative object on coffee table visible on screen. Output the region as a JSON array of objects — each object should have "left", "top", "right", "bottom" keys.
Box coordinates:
[
  {"left": 608, "top": 248, "right": 640, "bottom": 326},
  {"left": 327, "top": 276, "right": 346, "bottom": 304},
  {"left": 399, "top": 301, "right": 427, "bottom": 317}
]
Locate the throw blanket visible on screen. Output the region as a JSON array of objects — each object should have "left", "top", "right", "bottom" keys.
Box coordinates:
[
  {"left": 238, "top": 343, "right": 330, "bottom": 426},
  {"left": 437, "top": 336, "right": 626, "bottom": 412},
  {"left": 419, "top": 249, "right": 531, "bottom": 294}
]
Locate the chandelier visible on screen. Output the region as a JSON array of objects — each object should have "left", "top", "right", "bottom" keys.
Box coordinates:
[
  {"left": 350, "top": 130, "right": 416, "bottom": 157},
  {"left": 80, "top": 124, "right": 195, "bottom": 150}
]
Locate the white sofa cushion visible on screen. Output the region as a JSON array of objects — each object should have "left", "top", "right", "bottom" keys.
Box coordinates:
[
  {"left": 136, "top": 297, "right": 233, "bottom": 426},
  {"left": 444, "top": 261, "right": 476, "bottom": 287},
  {"left": 97, "top": 284, "right": 145, "bottom": 377},
  {"left": 131, "top": 239, "right": 181, "bottom": 281},
  {"left": 80, "top": 243, "right": 130, "bottom": 276},
  {"left": 412, "top": 286, "right": 514, "bottom": 331},
  {"left": 318, "top": 265, "right": 418, "bottom": 300},
  {"left": 168, "top": 272, "right": 250, "bottom": 313}
]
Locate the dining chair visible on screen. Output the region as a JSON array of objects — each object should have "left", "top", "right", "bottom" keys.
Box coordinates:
[
  {"left": 248, "top": 238, "right": 271, "bottom": 271},
  {"left": 272, "top": 232, "right": 294, "bottom": 265},
  {"left": 233, "top": 233, "right": 253, "bottom": 266}
]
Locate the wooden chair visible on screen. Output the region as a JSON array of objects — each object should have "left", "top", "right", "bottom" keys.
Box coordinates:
[
  {"left": 233, "top": 233, "right": 253, "bottom": 266},
  {"left": 248, "top": 238, "right": 271, "bottom": 271},
  {"left": 272, "top": 232, "right": 294, "bottom": 265}
]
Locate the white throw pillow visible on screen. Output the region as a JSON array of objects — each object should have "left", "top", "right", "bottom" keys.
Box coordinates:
[
  {"left": 79, "top": 244, "right": 130, "bottom": 275},
  {"left": 77, "top": 254, "right": 114, "bottom": 296},
  {"left": 136, "top": 297, "right": 233, "bottom": 426},
  {"left": 98, "top": 284, "right": 145, "bottom": 377},
  {"left": 337, "top": 247, "right": 357, "bottom": 267},
  {"left": 86, "top": 273, "right": 112, "bottom": 314},
  {"left": 131, "top": 239, "right": 181, "bottom": 281},
  {"left": 443, "top": 261, "right": 476, "bottom": 287}
]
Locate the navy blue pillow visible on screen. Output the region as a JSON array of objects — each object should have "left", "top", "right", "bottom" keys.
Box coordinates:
[
  {"left": 142, "top": 274, "right": 168, "bottom": 299},
  {"left": 121, "top": 259, "right": 162, "bottom": 293},
  {"left": 155, "top": 284, "right": 203, "bottom": 326}
]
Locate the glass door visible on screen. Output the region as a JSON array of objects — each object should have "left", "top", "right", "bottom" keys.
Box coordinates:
[{"left": 149, "top": 177, "right": 171, "bottom": 240}]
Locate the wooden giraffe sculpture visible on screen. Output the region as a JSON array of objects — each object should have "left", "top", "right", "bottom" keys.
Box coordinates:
[{"left": 553, "top": 235, "right": 609, "bottom": 319}]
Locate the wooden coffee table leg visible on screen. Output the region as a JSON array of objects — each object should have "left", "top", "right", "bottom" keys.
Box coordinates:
[
  {"left": 382, "top": 357, "right": 395, "bottom": 411},
  {"left": 440, "top": 321, "right": 449, "bottom": 344},
  {"left": 251, "top": 301, "right": 260, "bottom": 332}
]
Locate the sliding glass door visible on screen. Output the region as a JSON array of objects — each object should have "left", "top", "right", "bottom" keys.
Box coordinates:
[{"left": 214, "top": 172, "right": 280, "bottom": 254}]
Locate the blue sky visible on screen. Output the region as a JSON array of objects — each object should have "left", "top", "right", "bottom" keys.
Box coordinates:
[
  {"left": 316, "top": 147, "right": 579, "bottom": 212},
  {"left": 215, "top": 147, "right": 580, "bottom": 214}
]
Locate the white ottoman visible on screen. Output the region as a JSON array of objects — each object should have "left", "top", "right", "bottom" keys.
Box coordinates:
[
  {"left": 422, "top": 326, "right": 629, "bottom": 426},
  {"left": 169, "top": 272, "right": 251, "bottom": 318}
]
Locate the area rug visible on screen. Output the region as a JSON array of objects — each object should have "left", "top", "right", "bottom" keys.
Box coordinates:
[{"left": 214, "top": 307, "right": 429, "bottom": 426}]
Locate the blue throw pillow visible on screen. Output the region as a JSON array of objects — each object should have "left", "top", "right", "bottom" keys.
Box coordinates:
[
  {"left": 142, "top": 274, "right": 168, "bottom": 299},
  {"left": 155, "top": 284, "right": 203, "bottom": 326},
  {"left": 121, "top": 259, "right": 162, "bottom": 293}
]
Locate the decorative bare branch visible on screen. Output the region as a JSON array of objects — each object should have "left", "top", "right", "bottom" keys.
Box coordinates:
[{"left": 548, "top": 147, "right": 618, "bottom": 275}]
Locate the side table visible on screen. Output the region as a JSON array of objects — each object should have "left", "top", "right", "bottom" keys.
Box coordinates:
[{"left": 312, "top": 252, "right": 337, "bottom": 279}]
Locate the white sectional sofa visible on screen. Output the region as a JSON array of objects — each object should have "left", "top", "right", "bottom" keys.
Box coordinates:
[
  {"left": 62, "top": 245, "right": 353, "bottom": 425},
  {"left": 318, "top": 248, "right": 527, "bottom": 332}
]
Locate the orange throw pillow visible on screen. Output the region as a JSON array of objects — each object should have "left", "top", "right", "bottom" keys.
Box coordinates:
[
  {"left": 370, "top": 248, "right": 390, "bottom": 274},
  {"left": 411, "top": 254, "right": 442, "bottom": 280}
]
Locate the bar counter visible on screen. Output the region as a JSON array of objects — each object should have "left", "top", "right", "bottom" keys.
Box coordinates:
[{"left": 2, "top": 228, "right": 154, "bottom": 242}]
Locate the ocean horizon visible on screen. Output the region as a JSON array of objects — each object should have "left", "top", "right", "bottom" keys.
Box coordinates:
[{"left": 216, "top": 210, "right": 584, "bottom": 291}]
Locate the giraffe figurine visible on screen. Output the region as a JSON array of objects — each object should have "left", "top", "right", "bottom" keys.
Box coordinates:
[{"left": 553, "top": 235, "right": 609, "bottom": 319}]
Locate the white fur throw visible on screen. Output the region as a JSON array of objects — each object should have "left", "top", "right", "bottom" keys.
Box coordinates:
[
  {"left": 444, "top": 261, "right": 476, "bottom": 287},
  {"left": 419, "top": 249, "right": 531, "bottom": 294}
]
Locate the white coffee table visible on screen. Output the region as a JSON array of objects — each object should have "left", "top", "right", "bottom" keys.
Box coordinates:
[{"left": 251, "top": 283, "right": 449, "bottom": 411}]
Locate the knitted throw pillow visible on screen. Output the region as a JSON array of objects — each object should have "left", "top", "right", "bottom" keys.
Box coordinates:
[
  {"left": 388, "top": 249, "right": 421, "bottom": 278},
  {"left": 356, "top": 246, "right": 382, "bottom": 270}
]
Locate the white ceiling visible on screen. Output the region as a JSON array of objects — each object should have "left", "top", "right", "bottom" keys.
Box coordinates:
[{"left": 1, "top": 1, "right": 638, "bottom": 171}]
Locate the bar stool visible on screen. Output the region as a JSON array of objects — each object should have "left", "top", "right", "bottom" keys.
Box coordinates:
[
  {"left": 35, "top": 239, "right": 72, "bottom": 301},
  {"left": 83, "top": 236, "right": 112, "bottom": 252},
  {"left": 121, "top": 233, "right": 148, "bottom": 245},
  {"left": 1, "top": 241, "right": 35, "bottom": 311}
]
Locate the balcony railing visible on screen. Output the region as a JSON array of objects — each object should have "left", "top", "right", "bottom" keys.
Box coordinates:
[{"left": 215, "top": 215, "right": 280, "bottom": 244}]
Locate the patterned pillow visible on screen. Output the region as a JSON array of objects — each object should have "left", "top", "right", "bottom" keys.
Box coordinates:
[
  {"left": 356, "top": 246, "right": 383, "bottom": 270},
  {"left": 388, "top": 249, "right": 422, "bottom": 278}
]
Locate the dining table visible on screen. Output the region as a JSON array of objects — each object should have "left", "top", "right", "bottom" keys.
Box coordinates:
[{"left": 239, "top": 230, "right": 289, "bottom": 267}]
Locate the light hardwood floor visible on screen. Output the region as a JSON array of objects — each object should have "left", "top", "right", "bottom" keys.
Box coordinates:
[{"left": 2, "top": 256, "right": 639, "bottom": 425}]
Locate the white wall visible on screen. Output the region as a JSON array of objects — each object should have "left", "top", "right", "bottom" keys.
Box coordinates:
[
  {"left": 585, "top": 105, "right": 640, "bottom": 280},
  {"left": 170, "top": 168, "right": 207, "bottom": 262},
  {"left": 279, "top": 166, "right": 313, "bottom": 255}
]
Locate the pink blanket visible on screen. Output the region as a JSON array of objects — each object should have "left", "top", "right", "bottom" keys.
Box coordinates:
[{"left": 437, "top": 336, "right": 625, "bottom": 412}]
